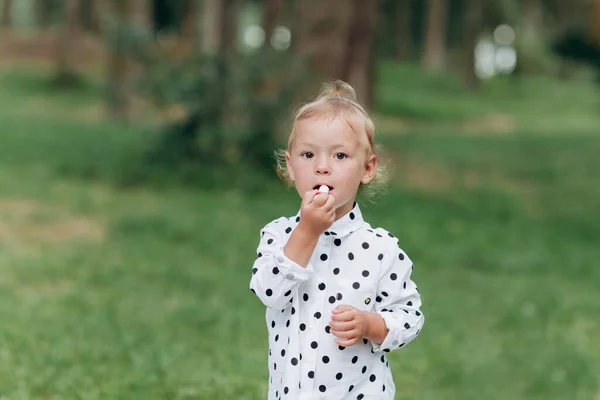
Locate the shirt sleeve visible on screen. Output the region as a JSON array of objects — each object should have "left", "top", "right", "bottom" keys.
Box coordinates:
[
  {"left": 369, "top": 238, "right": 424, "bottom": 353},
  {"left": 249, "top": 218, "right": 314, "bottom": 310}
]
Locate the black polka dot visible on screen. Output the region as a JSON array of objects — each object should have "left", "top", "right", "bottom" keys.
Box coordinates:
[
  {"left": 339, "top": 345, "right": 345, "bottom": 350},
  {"left": 369, "top": 374, "right": 376, "bottom": 382},
  {"left": 274, "top": 362, "right": 277, "bottom": 369},
  {"left": 404, "top": 322, "right": 411, "bottom": 329},
  {"left": 267, "top": 238, "right": 273, "bottom": 244},
  {"left": 319, "top": 385, "right": 326, "bottom": 392},
  {"left": 378, "top": 253, "right": 383, "bottom": 261},
  {"left": 336, "top": 293, "right": 343, "bottom": 301},
  {"left": 357, "top": 394, "right": 364, "bottom": 400},
  {"left": 376, "top": 233, "right": 382, "bottom": 237},
  {"left": 250, "top": 288, "right": 256, "bottom": 294},
  {"left": 303, "top": 293, "right": 309, "bottom": 301},
  {"left": 275, "top": 334, "right": 279, "bottom": 341},
  {"left": 291, "top": 307, "right": 296, "bottom": 315},
  {"left": 281, "top": 349, "right": 285, "bottom": 357},
  {"left": 334, "top": 238, "right": 342, "bottom": 246},
  {"left": 266, "top": 289, "right": 273, "bottom": 296},
  {"left": 320, "top": 254, "right": 328, "bottom": 261},
  {"left": 285, "top": 227, "right": 292, "bottom": 234},
  {"left": 300, "top": 323, "right": 306, "bottom": 331},
  {"left": 322, "top": 356, "right": 330, "bottom": 363},
  {"left": 349, "top": 385, "right": 354, "bottom": 392},
  {"left": 390, "top": 273, "right": 397, "bottom": 280},
  {"left": 311, "top": 341, "right": 318, "bottom": 349},
  {"left": 286, "top": 320, "right": 290, "bottom": 327},
  {"left": 296, "top": 216, "right": 300, "bottom": 222},
  {"left": 362, "top": 366, "right": 367, "bottom": 374},
  {"left": 399, "top": 253, "right": 405, "bottom": 260},
  {"left": 308, "top": 371, "right": 314, "bottom": 378},
  {"left": 352, "top": 282, "right": 360, "bottom": 289},
  {"left": 272, "top": 267, "right": 279, "bottom": 275},
  {"left": 284, "top": 290, "right": 291, "bottom": 296},
  {"left": 325, "top": 326, "right": 331, "bottom": 334},
  {"left": 348, "top": 252, "right": 354, "bottom": 260},
  {"left": 284, "top": 387, "right": 289, "bottom": 394},
  {"left": 382, "top": 291, "right": 388, "bottom": 297},
  {"left": 257, "top": 252, "right": 262, "bottom": 258},
  {"left": 376, "top": 296, "right": 382, "bottom": 302},
  {"left": 336, "top": 372, "right": 343, "bottom": 380},
  {"left": 329, "top": 296, "right": 336, "bottom": 303},
  {"left": 352, "top": 356, "right": 358, "bottom": 364},
  {"left": 319, "top": 283, "right": 326, "bottom": 290},
  {"left": 324, "top": 231, "right": 330, "bottom": 236},
  {"left": 416, "top": 311, "right": 421, "bottom": 316},
  {"left": 383, "top": 384, "right": 386, "bottom": 391},
  {"left": 333, "top": 268, "right": 340, "bottom": 275},
  {"left": 381, "top": 355, "right": 385, "bottom": 363},
  {"left": 291, "top": 358, "right": 298, "bottom": 365},
  {"left": 407, "top": 301, "right": 413, "bottom": 306},
  {"left": 362, "top": 242, "right": 369, "bottom": 249},
  {"left": 388, "top": 232, "right": 394, "bottom": 237},
  {"left": 399, "top": 343, "right": 405, "bottom": 348},
  {"left": 314, "top": 312, "right": 321, "bottom": 319},
  {"left": 252, "top": 268, "right": 258, "bottom": 275},
  {"left": 362, "top": 270, "right": 369, "bottom": 277},
  {"left": 271, "top": 321, "right": 275, "bottom": 328},
  {"left": 403, "top": 282, "right": 407, "bottom": 289}
]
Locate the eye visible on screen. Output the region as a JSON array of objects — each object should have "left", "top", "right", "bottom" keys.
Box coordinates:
[
  {"left": 301, "top": 152, "right": 314, "bottom": 159},
  {"left": 335, "top": 153, "right": 348, "bottom": 160}
]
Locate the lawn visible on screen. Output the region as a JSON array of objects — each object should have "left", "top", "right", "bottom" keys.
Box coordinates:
[{"left": 0, "top": 63, "right": 598, "bottom": 399}]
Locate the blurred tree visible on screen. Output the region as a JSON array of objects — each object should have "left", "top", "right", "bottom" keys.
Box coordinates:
[
  {"left": 88, "top": 0, "right": 104, "bottom": 35},
  {"left": 54, "top": 0, "right": 81, "bottom": 87},
  {"left": 106, "top": 0, "right": 153, "bottom": 121},
  {"left": 591, "top": 0, "right": 600, "bottom": 46},
  {"left": 220, "top": 0, "right": 238, "bottom": 55},
  {"left": 340, "top": 0, "right": 378, "bottom": 110},
  {"left": 201, "top": 0, "right": 222, "bottom": 54},
  {"left": 422, "top": 0, "right": 447, "bottom": 70},
  {"left": 262, "top": 0, "right": 281, "bottom": 51},
  {"left": 461, "top": 0, "right": 482, "bottom": 90},
  {"left": 1, "top": 0, "right": 12, "bottom": 28},
  {"left": 35, "top": 0, "right": 52, "bottom": 28},
  {"left": 181, "top": 0, "right": 200, "bottom": 49},
  {"left": 395, "top": 0, "right": 414, "bottom": 62}
]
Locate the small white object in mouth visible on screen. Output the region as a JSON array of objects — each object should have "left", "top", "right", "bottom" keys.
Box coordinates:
[{"left": 318, "top": 185, "right": 329, "bottom": 194}]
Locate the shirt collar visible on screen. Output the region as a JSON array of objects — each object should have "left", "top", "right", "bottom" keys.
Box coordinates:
[{"left": 294, "top": 202, "right": 364, "bottom": 238}]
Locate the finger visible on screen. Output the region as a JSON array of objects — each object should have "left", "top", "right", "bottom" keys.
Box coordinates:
[
  {"left": 303, "top": 190, "right": 318, "bottom": 205},
  {"left": 312, "top": 192, "right": 328, "bottom": 207},
  {"left": 332, "top": 304, "right": 356, "bottom": 315},
  {"left": 322, "top": 194, "right": 336, "bottom": 210},
  {"left": 330, "top": 328, "right": 359, "bottom": 339},
  {"left": 330, "top": 310, "right": 355, "bottom": 322},
  {"left": 329, "top": 320, "right": 355, "bottom": 331},
  {"left": 335, "top": 336, "right": 361, "bottom": 347}
]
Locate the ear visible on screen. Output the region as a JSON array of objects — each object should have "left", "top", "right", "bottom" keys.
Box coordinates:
[
  {"left": 285, "top": 151, "right": 295, "bottom": 182},
  {"left": 361, "top": 154, "right": 377, "bottom": 184}
]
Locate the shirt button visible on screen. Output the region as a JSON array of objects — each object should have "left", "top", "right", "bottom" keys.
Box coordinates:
[
  {"left": 286, "top": 273, "right": 295, "bottom": 280},
  {"left": 277, "top": 255, "right": 285, "bottom": 263}
]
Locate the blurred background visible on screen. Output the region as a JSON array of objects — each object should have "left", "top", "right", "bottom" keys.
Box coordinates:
[{"left": 0, "top": 0, "right": 599, "bottom": 399}]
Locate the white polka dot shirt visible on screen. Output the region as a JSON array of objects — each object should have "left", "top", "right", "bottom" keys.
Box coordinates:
[{"left": 250, "top": 204, "right": 424, "bottom": 400}]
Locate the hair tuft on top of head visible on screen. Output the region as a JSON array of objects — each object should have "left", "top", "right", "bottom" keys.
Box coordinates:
[{"left": 317, "top": 80, "right": 357, "bottom": 102}]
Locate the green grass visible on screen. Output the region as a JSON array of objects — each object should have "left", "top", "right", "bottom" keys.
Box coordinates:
[{"left": 0, "top": 63, "right": 599, "bottom": 399}]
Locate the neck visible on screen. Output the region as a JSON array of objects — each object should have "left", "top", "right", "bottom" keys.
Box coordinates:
[{"left": 334, "top": 197, "right": 356, "bottom": 220}]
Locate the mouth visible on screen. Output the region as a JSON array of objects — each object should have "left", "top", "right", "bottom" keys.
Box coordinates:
[{"left": 314, "top": 184, "right": 334, "bottom": 191}]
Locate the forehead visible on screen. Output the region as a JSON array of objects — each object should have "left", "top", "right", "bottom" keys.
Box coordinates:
[{"left": 292, "top": 116, "right": 368, "bottom": 148}]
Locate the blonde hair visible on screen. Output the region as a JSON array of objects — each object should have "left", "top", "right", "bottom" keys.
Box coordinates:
[{"left": 275, "top": 80, "right": 390, "bottom": 200}]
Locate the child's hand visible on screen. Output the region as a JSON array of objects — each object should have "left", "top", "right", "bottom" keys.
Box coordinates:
[
  {"left": 297, "top": 189, "right": 336, "bottom": 237},
  {"left": 329, "top": 305, "right": 369, "bottom": 347}
]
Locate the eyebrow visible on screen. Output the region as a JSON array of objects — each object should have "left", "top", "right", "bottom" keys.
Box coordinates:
[{"left": 294, "top": 143, "right": 354, "bottom": 151}]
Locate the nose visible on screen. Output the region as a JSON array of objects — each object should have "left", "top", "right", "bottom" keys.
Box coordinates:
[{"left": 315, "top": 157, "right": 331, "bottom": 175}]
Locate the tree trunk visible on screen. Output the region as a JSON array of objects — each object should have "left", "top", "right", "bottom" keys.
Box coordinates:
[
  {"left": 220, "top": 0, "right": 237, "bottom": 55},
  {"left": 262, "top": 0, "right": 281, "bottom": 50},
  {"left": 1, "top": 0, "right": 12, "bottom": 28},
  {"left": 461, "top": 0, "right": 482, "bottom": 90},
  {"left": 201, "top": 0, "right": 221, "bottom": 54},
  {"left": 88, "top": 0, "right": 104, "bottom": 36},
  {"left": 35, "top": 0, "right": 53, "bottom": 28},
  {"left": 294, "top": 0, "right": 353, "bottom": 89},
  {"left": 591, "top": 0, "right": 600, "bottom": 46},
  {"left": 340, "top": 0, "right": 378, "bottom": 110},
  {"left": 55, "top": 0, "right": 81, "bottom": 86},
  {"left": 422, "top": 0, "right": 447, "bottom": 70},
  {"left": 396, "top": 0, "right": 413, "bottom": 61},
  {"left": 181, "top": 0, "right": 200, "bottom": 50}
]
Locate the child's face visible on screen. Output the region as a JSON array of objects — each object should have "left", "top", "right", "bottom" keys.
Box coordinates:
[{"left": 285, "top": 117, "right": 376, "bottom": 217}]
